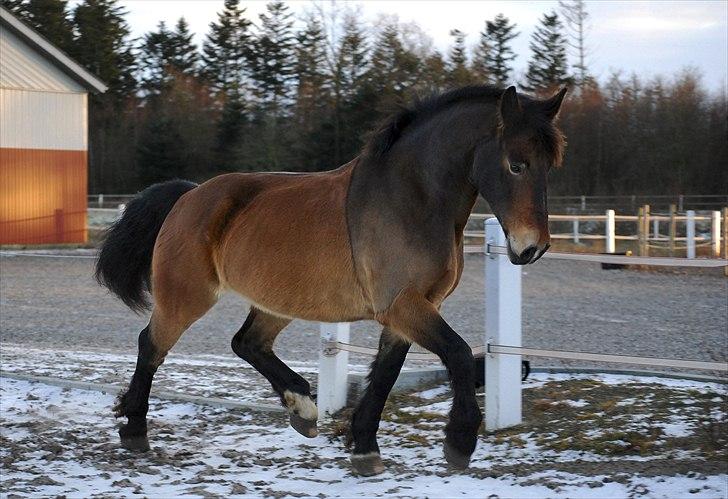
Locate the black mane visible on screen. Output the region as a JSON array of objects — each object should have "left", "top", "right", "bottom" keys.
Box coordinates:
[{"left": 363, "top": 85, "right": 505, "bottom": 159}]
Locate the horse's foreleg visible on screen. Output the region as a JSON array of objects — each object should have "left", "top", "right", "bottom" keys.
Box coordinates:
[
  {"left": 350, "top": 328, "right": 410, "bottom": 476},
  {"left": 231, "top": 308, "right": 318, "bottom": 437},
  {"left": 379, "top": 288, "right": 482, "bottom": 470}
]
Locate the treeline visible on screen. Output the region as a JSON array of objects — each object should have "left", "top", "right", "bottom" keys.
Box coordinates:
[{"left": 7, "top": 0, "right": 727, "bottom": 195}]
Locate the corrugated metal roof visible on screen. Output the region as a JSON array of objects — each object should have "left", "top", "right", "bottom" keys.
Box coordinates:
[
  {"left": 1, "top": 27, "right": 85, "bottom": 92},
  {"left": 0, "top": 6, "right": 107, "bottom": 93}
]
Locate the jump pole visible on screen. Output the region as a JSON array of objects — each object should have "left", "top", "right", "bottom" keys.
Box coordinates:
[{"left": 484, "top": 218, "right": 522, "bottom": 431}]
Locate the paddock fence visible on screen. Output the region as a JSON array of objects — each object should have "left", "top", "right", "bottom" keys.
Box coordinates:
[
  {"left": 315, "top": 219, "right": 727, "bottom": 423},
  {"left": 2, "top": 217, "right": 727, "bottom": 426}
]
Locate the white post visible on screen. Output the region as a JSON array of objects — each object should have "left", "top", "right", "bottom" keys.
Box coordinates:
[
  {"left": 98, "top": 194, "right": 104, "bottom": 207},
  {"left": 572, "top": 219, "right": 579, "bottom": 243},
  {"left": 580, "top": 195, "right": 586, "bottom": 210},
  {"left": 711, "top": 211, "right": 721, "bottom": 258},
  {"left": 605, "top": 209, "right": 616, "bottom": 253},
  {"left": 118, "top": 203, "right": 126, "bottom": 217},
  {"left": 317, "top": 322, "right": 350, "bottom": 417},
  {"left": 686, "top": 210, "right": 696, "bottom": 259},
  {"left": 484, "top": 218, "right": 522, "bottom": 431},
  {"left": 653, "top": 218, "right": 659, "bottom": 239}
]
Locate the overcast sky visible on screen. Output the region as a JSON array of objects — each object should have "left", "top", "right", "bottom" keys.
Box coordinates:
[{"left": 92, "top": 0, "right": 727, "bottom": 92}]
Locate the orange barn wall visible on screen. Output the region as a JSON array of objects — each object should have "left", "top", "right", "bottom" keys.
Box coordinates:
[{"left": 0, "top": 148, "right": 87, "bottom": 244}]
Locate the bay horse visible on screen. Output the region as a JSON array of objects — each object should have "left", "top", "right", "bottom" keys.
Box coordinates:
[{"left": 96, "top": 85, "right": 567, "bottom": 476}]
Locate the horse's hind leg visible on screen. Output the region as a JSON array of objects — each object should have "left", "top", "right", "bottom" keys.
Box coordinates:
[
  {"left": 114, "top": 273, "right": 217, "bottom": 450},
  {"left": 350, "top": 328, "right": 410, "bottom": 476},
  {"left": 231, "top": 308, "right": 318, "bottom": 437}
]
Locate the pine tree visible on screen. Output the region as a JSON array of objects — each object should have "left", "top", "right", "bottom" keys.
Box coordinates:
[
  {"left": 481, "top": 14, "right": 518, "bottom": 86},
  {"left": 170, "top": 17, "right": 199, "bottom": 77},
  {"left": 366, "top": 23, "right": 419, "bottom": 101},
  {"left": 471, "top": 32, "right": 493, "bottom": 84},
  {"left": 11, "top": 0, "right": 74, "bottom": 52},
  {"left": 523, "top": 11, "right": 570, "bottom": 94},
  {"left": 201, "top": 0, "right": 252, "bottom": 96},
  {"left": 248, "top": 1, "right": 296, "bottom": 169},
  {"left": 446, "top": 29, "right": 474, "bottom": 87},
  {"left": 138, "top": 21, "right": 175, "bottom": 94},
  {"left": 250, "top": 1, "right": 295, "bottom": 112},
  {"left": 138, "top": 18, "right": 199, "bottom": 95},
  {"left": 559, "top": 0, "right": 590, "bottom": 88},
  {"left": 71, "top": 0, "right": 136, "bottom": 101}
]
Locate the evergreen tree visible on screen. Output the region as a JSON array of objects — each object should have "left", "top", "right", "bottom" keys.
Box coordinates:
[
  {"left": 559, "top": 0, "right": 590, "bottom": 88},
  {"left": 291, "top": 15, "right": 330, "bottom": 169},
  {"left": 170, "top": 17, "right": 198, "bottom": 77},
  {"left": 138, "top": 21, "right": 175, "bottom": 94},
  {"left": 138, "top": 18, "right": 199, "bottom": 95},
  {"left": 9, "top": 0, "right": 74, "bottom": 52},
  {"left": 523, "top": 11, "right": 570, "bottom": 94},
  {"left": 366, "top": 23, "right": 420, "bottom": 103},
  {"left": 248, "top": 1, "right": 296, "bottom": 169},
  {"left": 446, "top": 29, "right": 474, "bottom": 87},
  {"left": 481, "top": 14, "right": 518, "bottom": 86},
  {"left": 71, "top": 0, "right": 136, "bottom": 101},
  {"left": 471, "top": 32, "right": 493, "bottom": 84},
  {"left": 201, "top": 0, "right": 252, "bottom": 96},
  {"left": 250, "top": 1, "right": 295, "bottom": 112}
]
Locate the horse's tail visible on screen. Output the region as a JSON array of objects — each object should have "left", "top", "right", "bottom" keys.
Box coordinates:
[{"left": 95, "top": 179, "right": 198, "bottom": 313}]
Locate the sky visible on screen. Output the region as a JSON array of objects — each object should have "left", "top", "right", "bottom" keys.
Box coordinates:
[{"left": 78, "top": 0, "right": 728, "bottom": 91}]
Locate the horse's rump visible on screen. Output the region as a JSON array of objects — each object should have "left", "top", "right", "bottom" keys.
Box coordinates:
[{"left": 151, "top": 163, "right": 371, "bottom": 323}]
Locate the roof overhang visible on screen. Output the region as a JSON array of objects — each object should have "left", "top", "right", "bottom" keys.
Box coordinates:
[{"left": 0, "top": 6, "right": 108, "bottom": 93}]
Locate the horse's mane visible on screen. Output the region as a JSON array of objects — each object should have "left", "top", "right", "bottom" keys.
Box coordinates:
[
  {"left": 362, "top": 85, "right": 566, "bottom": 167},
  {"left": 363, "top": 85, "right": 504, "bottom": 160}
]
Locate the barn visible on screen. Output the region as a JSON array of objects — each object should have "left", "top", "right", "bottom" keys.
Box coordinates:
[{"left": 0, "top": 6, "right": 106, "bottom": 245}]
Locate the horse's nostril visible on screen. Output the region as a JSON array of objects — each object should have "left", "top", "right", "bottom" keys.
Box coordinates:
[{"left": 520, "top": 246, "right": 537, "bottom": 263}]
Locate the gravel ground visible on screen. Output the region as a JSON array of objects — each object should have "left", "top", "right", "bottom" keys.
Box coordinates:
[{"left": 1, "top": 251, "right": 725, "bottom": 373}]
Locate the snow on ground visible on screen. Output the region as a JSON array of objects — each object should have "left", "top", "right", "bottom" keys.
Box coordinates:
[{"left": 1, "top": 360, "right": 727, "bottom": 498}]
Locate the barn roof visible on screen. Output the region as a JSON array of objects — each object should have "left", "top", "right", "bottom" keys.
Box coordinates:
[{"left": 0, "top": 6, "right": 107, "bottom": 93}]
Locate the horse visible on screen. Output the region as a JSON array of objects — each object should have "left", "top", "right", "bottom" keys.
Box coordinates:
[{"left": 95, "top": 84, "right": 567, "bottom": 476}]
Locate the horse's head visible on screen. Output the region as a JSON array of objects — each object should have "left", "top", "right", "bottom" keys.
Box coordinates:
[{"left": 472, "top": 86, "right": 567, "bottom": 265}]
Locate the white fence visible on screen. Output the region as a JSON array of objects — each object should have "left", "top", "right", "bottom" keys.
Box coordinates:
[{"left": 317, "top": 218, "right": 728, "bottom": 422}]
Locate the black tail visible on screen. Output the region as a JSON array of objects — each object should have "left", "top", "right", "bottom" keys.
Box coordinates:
[{"left": 95, "top": 180, "right": 198, "bottom": 313}]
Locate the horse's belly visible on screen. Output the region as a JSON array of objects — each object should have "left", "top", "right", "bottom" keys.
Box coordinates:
[{"left": 217, "top": 171, "right": 371, "bottom": 322}]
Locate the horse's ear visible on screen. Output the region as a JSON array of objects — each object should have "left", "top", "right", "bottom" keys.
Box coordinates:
[
  {"left": 499, "top": 86, "right": 522, "bottom": 126},
  {"left": 542, "top": 87, "right": 568, "bottom": 121}
]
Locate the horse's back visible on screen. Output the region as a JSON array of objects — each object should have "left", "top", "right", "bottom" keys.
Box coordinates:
[{"left": 163, "top": 163, "right": 370, "bottom": 322}]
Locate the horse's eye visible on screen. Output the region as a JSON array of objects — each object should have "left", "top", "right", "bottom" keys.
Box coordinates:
[{"left": 509, "top": 161, "right": 526, "bottom": 175}]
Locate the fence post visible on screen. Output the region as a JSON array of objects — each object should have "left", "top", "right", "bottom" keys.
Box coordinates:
[
  {"left": 54, "top": 209, "right": 64, "bottom": 243},
  {"left": 686, "top": 210, "right": 695, "bottom": 259},
  {"left": 653, "top": 218, "right": 659, "bottom": 240},
  {"left": 643, "top": 205, "right": 650, "bottom": 257},
  {"left": 711, "top": 211, "right": 721, "bottom": 258},
  {"left": 572, "top": 219, "right": 579, "bottom": 243},
  {"left": 678, "top": 194, "right": 684, "bottom": 213},
  {"left": 580, "top": 195, "right": 586, "bottom": 211},
  {"left": 484, "top": 218, "right": 522, "bottom": 431},
  {"left": 723, "top": 208, "right": 728, "bottom": 277},
  {"left": 637, "top": 207, "right": 644, "bottom": 256},
  {"left": 669, "top": 204, "right": 677, "bottom": 257},
  {"left": 605, "top": 209, "right": 616, "bottom": 253},
  {"left": 317, "top": 322, "right": 350, "bottom": 417},
  {"left": 98, "top": 194, "right": 103, "bottom": 208}
]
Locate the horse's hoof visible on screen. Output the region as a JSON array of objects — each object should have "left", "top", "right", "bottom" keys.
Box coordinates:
[
  {"left": 443, "top": 441, "right": 471, "bottom": 470},
  {"left": 350, "top": 452, "right": 385, "bottom": 476},
  {"left": 120, "top": 434, "right": 150, "bottom": 452},
  {"left": 119, "top": 422, "right": 149, "bottom": 452},
  {"left": 289, "top": 413, "right": 318, "bottom": 438}
]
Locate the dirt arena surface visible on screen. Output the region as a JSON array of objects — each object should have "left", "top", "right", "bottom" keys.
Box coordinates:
[
  {"left": 1, "top": 251, "right": 725, "bottom": 372},
  {"left": 1, "top": 373, "right": 726, "bottom": 498}
]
